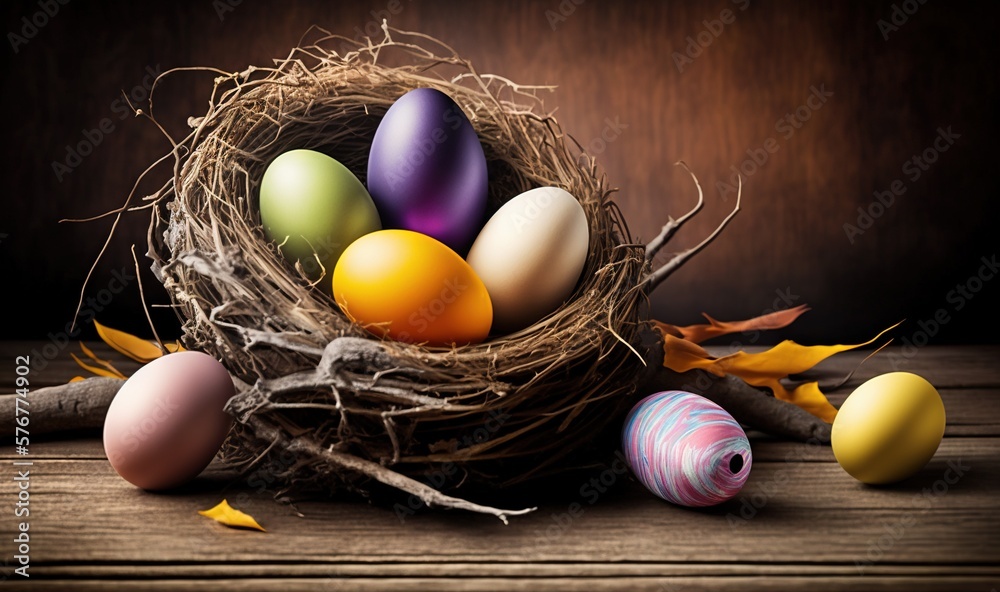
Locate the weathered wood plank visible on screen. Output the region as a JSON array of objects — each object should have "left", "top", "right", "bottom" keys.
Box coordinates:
[
  {"left": 1, "top": 446, "right": 996, "bottom": 567},
  {"left": 749, "top": 435, "right": 997, "bottom": 462},
  {"left": 7, "top": 575, "right": 1000, "bottom": 592},
  {"left": 21, "top": 563, "right": 1000, "bottom": 579},
  {"left": 0, "top": 437, "right": 108, "bottom": 459}
]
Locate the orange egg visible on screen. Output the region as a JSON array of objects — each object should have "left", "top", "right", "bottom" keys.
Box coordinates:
[{"left": 333, "top": 230, "right": 492, "bottom": 346}]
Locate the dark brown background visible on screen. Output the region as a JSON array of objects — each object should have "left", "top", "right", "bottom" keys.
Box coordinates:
[{"left": 2, "top": 0, "right": 997, "bottom": 345}]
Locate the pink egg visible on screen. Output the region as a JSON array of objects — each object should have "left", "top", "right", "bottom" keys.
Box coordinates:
[
  {"left": 103, "top": 351, "right": 234, "bottom": 490},
  {"left": 622, "top": 391, "right": 752, "bottom": 507}
]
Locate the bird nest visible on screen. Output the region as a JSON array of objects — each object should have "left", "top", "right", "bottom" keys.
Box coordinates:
[{"left": 134, "top": 26, "right": 757, "bottom": 520}]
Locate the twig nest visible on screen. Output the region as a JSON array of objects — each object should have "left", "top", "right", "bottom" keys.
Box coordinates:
[{"left": 146, "top": 27, "right": 646, "bottom": 509}]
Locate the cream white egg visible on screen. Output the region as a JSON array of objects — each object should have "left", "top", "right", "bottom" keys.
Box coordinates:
[{"left": 467, "top": 187, "right": 589, "bottom": 333}]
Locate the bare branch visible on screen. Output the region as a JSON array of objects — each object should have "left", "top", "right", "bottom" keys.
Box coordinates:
[
  {"left": 0, "top": 378, "right": 124, "bottom": 436},
  {"left": 643, "top": 174, "right": 741, "bottom": 293},
  {"left": 644, "top": 161, "right": 705, "bottom": 262}
]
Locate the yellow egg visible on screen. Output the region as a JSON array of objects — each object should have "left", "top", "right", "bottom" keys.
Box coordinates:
[
  {"left": 832, "top": 372, "right": 945, "bottom": 484},
  {"left": 333, "top": 230, "right": 492, "bottom": 346}
]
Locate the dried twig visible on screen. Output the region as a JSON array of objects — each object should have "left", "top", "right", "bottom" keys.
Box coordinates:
[
  {"left": 644, "top": 161, "right": 705, "bottom": 262},
  {"left": 644, "top": 175, "right": 741, "bottom": 293},
  {"left": 0, "top": 378, "right": 124, "bottom": 437}
]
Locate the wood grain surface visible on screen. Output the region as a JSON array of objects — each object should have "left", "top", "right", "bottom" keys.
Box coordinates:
[
  {"left": 1, "top": 0, "right": 997, "bottom": 345},
  {"left": 0, "top": 342, "right": 998, "bottom": 590}
]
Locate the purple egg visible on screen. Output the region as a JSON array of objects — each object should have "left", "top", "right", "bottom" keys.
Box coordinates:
[{"left": 367, "top": 88, "right": 488, "bottom": 253}]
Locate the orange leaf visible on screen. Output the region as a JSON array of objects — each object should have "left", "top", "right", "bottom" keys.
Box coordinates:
[
  {"left": 164, "top": 341, "right": 186, "bottom": 353},
  {"left": 655, "top": 304, "right": 811, "bottom": 344},
  {"left": 94, "top": 320, "right": 164, "bottom": 363},
  {"left": 70, "top": 353, "right": 127, "bottom": 380},
  {"left": 69, "top": 376, "right": 86, "bottom": 383},
  {"left": 198, "top": 499, "right": 266, "bottom": 532},
  {"left": 78, "top": 342, "right": 127, "bottom": 378}
]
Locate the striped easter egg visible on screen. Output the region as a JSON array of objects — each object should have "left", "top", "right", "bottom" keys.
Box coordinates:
[{"left": 622, "top": 391, "right": 752, "bottom": 507}]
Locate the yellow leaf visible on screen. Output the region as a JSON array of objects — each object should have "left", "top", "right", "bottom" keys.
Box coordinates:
[
  {"left": 198, "top": 499, "right": 266, "bottom": 532},
  {"left": 70, "top": 353, "right": 127, "bottom": 380},
  {"left": 94, "top": 320, "right": 164, "bottom": 363},
  {"left": 655, "top": 304, "right": 811, "bottom": 344},
  {"left": 69, "top": 376, "right": 86, "bottom": 383},
  {"left": 78, "top": 342, "right": 127, "bottom": 378},
  {"left": 164, "top": 341, "right": 186, "bottom": 353},
  {"left": 658, "top": 322, "right": 901, "bottom": 423}
]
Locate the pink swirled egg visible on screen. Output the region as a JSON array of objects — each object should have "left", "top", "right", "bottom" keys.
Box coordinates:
[{"left": 622, "top": 391, "right": 752, "bottom": 507}]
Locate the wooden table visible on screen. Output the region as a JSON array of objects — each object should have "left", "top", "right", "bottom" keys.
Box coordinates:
[{"left": 1, "top": 342, "right": 998, "bottom": 591}]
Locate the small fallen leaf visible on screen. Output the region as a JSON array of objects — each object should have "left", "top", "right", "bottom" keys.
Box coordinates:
[
  {"left": 69, "top": 376, "right": 86, "bottom": 383},
  {"left": 94, "top": 320, "right": 164, "bottom": 363},
  {"left": 655, "top": 304, "right": 811, "bottom": 344},
  {"left": 70, "top": 353, "right": 127, "bottom": 380},
  {"left": 198, "top": 499, "right": 266, "bottom": 532}
]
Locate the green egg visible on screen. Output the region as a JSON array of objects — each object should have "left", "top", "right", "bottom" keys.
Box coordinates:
[{"left": 259, "top": 149, "right": 381, "bottom": 282}]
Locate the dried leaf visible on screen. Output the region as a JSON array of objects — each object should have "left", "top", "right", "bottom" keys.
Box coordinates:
[
  {"left": 70, "top": 353, "right": 127, "bottom": 380},
  {"left": 94, "top": 320, "right": 164, "bottom": 363},
  {"left": 69, "top": 376, "right": 86, "bottom": 383},
  {"left": 658, "top": 322, "right": 901, "bottom": 423},
  {"left": 164, "top": 341, "right": 186, "bottom": 353},
  {"left": 198, "top": 499, "right": 266, "bottom": 532},
  {"left": 78, "top": 342, "right": 126, "bottom": 378},
  {"left": 655, "top": 304, "right": 811, "bottom": 344}
]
